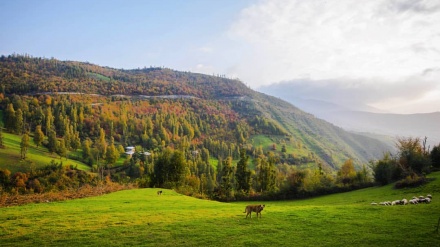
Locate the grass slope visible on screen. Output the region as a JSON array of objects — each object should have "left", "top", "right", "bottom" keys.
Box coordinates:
[
  {"left": 0, "top": 132, "right": 90, "bottom": 173},
  {"left": 1, "top": 173, "right": 440, "bottom": 246}
]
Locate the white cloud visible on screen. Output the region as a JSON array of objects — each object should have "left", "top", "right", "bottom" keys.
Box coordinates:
[
  {"left": 228, "top": 0, "right": 440, "bottom": 85},
  {"left": 259, "top": 68, "right": 440, "bottom": 113},
  {"left": 228, "top": 0, "right": 440, "bottom": 113}
]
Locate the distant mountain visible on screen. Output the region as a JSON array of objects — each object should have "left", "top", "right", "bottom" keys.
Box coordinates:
[
  {"left": 0, "top": 54, "right": 393, "bottom": 169},
  {"left": 258, "top": 85, "right": 439, "bottom": 148},
  {"left": 318, "top": 110, "right": 440, "bottom": 148}
]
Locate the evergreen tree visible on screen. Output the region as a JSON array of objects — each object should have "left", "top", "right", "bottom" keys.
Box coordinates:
[
  {"left": 235, "top": 149, "right": 251, "bottom": 193},
  {"left": 218, "top": 157, "right": 234, "bottom": 200},
  {"left": 169, "top": 150, "right": 186, "bottom": 187},
  {"left": 431, "top": 144, "right": 440, "bottom": 169},
  {"left": 258, "top": 153, "right": 277, "bottom": 192},
  {"left": 33, "top": 125, "right": 44, "bottom": 147},
  {"left": 153, "top": 148, "right": 173, "bottom": 187}
]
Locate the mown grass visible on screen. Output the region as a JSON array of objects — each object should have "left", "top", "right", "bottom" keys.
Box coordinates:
[
  {"left": 1, "top": 173, "right": 439, "bottom": 246},
  {"left": 0, "top": 132, "right": 90, "bottom": 173},
  {"left": 87, "top": 72, "right": 111, "bottom": 82}
]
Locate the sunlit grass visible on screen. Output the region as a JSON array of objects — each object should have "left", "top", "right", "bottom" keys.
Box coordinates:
[
  {"left": 1, "top": 173, "right": 439, "bottom": 246},
  {"left": 0, "top": 132, "right": 90, "bottom": 173}
]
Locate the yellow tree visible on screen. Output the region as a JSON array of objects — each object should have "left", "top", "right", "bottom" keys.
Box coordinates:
[{"left": 338, "top": 159, "right": 356, "bottom": 185}]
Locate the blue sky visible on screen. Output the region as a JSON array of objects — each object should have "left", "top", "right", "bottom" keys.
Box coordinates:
[
  {"left": 1, "top": 0, "right": 440, "bottom": 113},
  {"left": 1, "top": 0, "right": 251, "bottom": 69}
]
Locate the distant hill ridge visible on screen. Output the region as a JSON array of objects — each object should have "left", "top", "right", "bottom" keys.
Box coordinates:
[{"left": 0, "top": 54, "right": 392, "bottom": 169}]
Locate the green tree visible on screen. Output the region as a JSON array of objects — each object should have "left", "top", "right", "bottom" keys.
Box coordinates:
[
  {"left": 57, "top": 139, "right": 67, "bottom": 160},
  {"left": 82, "top": 138, "right": 93, "bottom": 165},
  {"left": 15, "top": 108, "right": 24, "bottom": 134},
  {"left": 95, "top": 128, "right": 107, "bottom": 159},
  {"left": 371, "top": 152, "right": 400, "bottom": 185},
  {"left": 257, "top": 153, "right": 277, "bottom": 192},
  {"left": 20, "top": 133, "right": 30, "bottom": 159},
  {"left": 4, "top": 103, "right": 16, "bottom": 132},
  {"left": 47, "top": 129, "right": 58, "bottom": 153},
  {"left": 396, "top": 137, "right": 431, "bottom": 176},
  {"left": 235, "top": 149, "right": 251, "bottom": 193},
  {"left": 153, "top": 148, "right": 173, "bottom": 187},
  {"left": 105, "top": 137, "right": 119, "bottom": 165},
  {"left": 430, "top": 144, "right": 440, "bottom": 169},
  {"left": 218, "top": 157, "right": 234, "bottom": 200},
  {"left": 169, "top": 150, "right": 186, "bottom": 187},
  {"left": 33, "top": 125, "right": 44, "bottom": 147},
  {"left": 45, "top": 107, "right": 53, "bottom": 136}
]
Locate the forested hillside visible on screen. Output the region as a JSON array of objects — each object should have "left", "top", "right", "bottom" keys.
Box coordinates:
[
  {"left": 0, "top": 54, "right": 391, "bottom": 167},
  {"left": 0, "top": 54, "right": 396, "bottom": 200}
]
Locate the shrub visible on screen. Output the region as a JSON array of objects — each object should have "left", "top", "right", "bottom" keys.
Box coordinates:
[{"left": 394, "top": 174, "right": 427, "bottom": 189}]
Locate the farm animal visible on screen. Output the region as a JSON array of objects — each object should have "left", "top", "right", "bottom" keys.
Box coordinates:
[
  {"left": 374, "top": 194, "right": 432, "bottom": 206},
  {"left": 244, "top": 204, "right": 265, "bottom": 218},
  {"left": 409, "top": 199, "right": 418, "bottom": 204},
  {"left": 157, "top": 190, "right": 162, "bottom": 195},
  {"left": 391, "top": 200, "right": 401, "bottom": 206}
]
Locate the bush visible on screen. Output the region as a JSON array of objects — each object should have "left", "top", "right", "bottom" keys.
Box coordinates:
[{"left": 394, "top": 174, "right": 427, "bottom": 189}]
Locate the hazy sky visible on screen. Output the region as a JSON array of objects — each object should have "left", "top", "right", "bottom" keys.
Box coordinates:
[{"left": 1, "top": 0, "right": 439, "bottom": 113}]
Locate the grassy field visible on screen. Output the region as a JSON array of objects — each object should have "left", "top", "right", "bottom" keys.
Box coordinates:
[
  {"left": 0, "top": 131, "right": 90, "bottom": 173},
  {"left": 1, "top": 173, "right": 439, "bottom": 246}
]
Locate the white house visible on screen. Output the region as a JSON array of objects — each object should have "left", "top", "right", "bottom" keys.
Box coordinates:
[{"left": 125, "top": 146, "right": 135, "bottom": 157}]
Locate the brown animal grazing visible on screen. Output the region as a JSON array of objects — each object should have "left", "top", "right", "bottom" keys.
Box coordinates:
[
  {"left": 157, "top": 190, "right": 162, "bottom": 195},
  {"left": 244, "top": 204, "right": 265, "bottom": 218}
]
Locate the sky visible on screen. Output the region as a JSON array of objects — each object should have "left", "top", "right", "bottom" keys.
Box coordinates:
[{"left": 1, "top": 0, "right": 440, "bottom": 114}]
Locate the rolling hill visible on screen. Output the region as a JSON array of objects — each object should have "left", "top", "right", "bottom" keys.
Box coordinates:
[{"left": 0, "top": 54, "right": 393, "bottom": 170}]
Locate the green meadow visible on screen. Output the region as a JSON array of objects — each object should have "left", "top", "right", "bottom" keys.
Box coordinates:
[
  {"left": 1, "top": 173, "right": 439, "bottom": 246},
  {"left": 0, "top": 132, "right": 90, "bottom": 173}
]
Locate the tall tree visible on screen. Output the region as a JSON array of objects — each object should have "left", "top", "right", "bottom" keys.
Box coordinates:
[
  {"left": 82, "top": 138, "right": 93, "bottom": 165},
  {"left": 20, "top": 133, "right": 30, "bottom": 159},
  {"left": 57, "top": 139, "right": 67, "bottom": 160},
  {"left": 105, "top": 137, "right": 119, "bottom": 165},
  {"left": 258, "top": 153, "right": 277, "bottom": 192},
  {"left": 45, "top": 107, "right": 53, "bottom": 136},
  {"left": 235, "top": 149, "right": 251, "bottom": 193},
  {"left": 15, "top": 109, "right": 24, "bottom": 134},
  {"left": 47, "top": 129, "right": 58, "bottom": 153},
  {"left": 431, "top": 144, "right": 440, "bottom": 169},
  {"left": 4, "top": 103, "right": 16, "bottom": 132},
  {"left": 218, "top": 157, "right": 234, "bottom": 200},
  {"left": 33, "top": 125, "right": 44, "bottom": 147}
]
